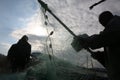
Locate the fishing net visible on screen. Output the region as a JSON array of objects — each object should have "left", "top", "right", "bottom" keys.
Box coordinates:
[
  {"left": 23, "top": 0, "right": 107, "bottom": 80},
  {"left": 0, "top": 0, "right": 108, "bottom": 80}
]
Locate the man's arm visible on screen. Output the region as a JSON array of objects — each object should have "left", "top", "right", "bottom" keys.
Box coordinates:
[
  {"left": 7, "top": 45, "right": 15, "bottom": 60},
  {"left": 81, "top": 31, "right": 113, "bottom": 49},
  {"left": 26, "top": 44, "right": 31, "bottom": 62}
]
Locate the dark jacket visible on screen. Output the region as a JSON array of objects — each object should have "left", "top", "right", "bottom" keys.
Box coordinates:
[
  {"left": 7, "top": 39, "right": 31, "bottom": 67},
  {"left": 83, "top": 16, "right": 120, "bottom": 80}
]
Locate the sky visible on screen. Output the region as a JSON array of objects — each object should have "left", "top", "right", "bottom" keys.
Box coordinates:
[
  {"left": 0, "top": 0, "right": 120, "bottom": 67},
  {"left": 0, "top": 0, "right": 48, "bottom": 55}
]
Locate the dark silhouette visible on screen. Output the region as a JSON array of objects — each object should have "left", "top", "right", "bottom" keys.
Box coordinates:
[
  {"left": 75, "top": 11, "right": 120, "bottom": 80},
  {"left": 7, "top": 35, "right": 31, "bottom": 72},
  {"left": 86, "top": 49, "right": 106, "bottom": 67},
  {"left": 89, "top": 0, "right": 106, "bottom": 10}
]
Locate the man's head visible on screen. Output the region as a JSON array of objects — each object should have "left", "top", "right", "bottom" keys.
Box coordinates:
[
  {"left": 99, "top": 11, "right": 113, "bottom": 26},
  {"left": 21, "top": 35, "right": 28, "bottom": 41}
]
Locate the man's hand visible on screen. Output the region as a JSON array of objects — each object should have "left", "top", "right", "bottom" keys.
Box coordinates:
[{"left": 71, "top": 34, "right": 89, "bottom": 52}]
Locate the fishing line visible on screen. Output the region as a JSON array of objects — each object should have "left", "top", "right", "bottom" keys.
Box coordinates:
[{"left": 42, "top": 8, "right": 57, "bottom": 67}]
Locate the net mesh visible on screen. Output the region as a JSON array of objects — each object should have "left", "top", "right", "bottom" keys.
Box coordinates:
[{"left": 0, "top": 0, "right": 108, "bottom": 80}]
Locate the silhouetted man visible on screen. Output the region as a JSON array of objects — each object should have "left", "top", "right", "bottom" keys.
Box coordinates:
[
  {"left": 7, "top": 35, "right": 31, "bottom": 72},
  {"left": 74, "top": 11, "right": 120, "bottom": 80}
]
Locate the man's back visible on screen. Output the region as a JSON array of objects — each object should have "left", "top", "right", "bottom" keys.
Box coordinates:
[
  {"left": 103, "top": 15, "right": 120, "bottom": 80},
  {"left": 7, "top": 35, "right": 31, "bottom": 72}
]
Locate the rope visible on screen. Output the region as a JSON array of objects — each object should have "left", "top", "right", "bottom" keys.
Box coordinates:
[{"left": 41, "top": 8, "right": 57, "bottom": 67}]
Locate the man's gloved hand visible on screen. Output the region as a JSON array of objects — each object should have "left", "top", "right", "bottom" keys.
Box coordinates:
[
  {"left": 76, "top": 34, "right": 89, "bottom": 48},
  {"left": 71, "top": 34, "right": 89, "bottom": 52}
]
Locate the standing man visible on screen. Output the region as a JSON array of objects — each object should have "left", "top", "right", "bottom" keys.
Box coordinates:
[
  {"left": 74, "top": 11, "right": 120, "bottom": 80},
  {"left": 7, "top": 35, "right": 31, "bottom": 72}
]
